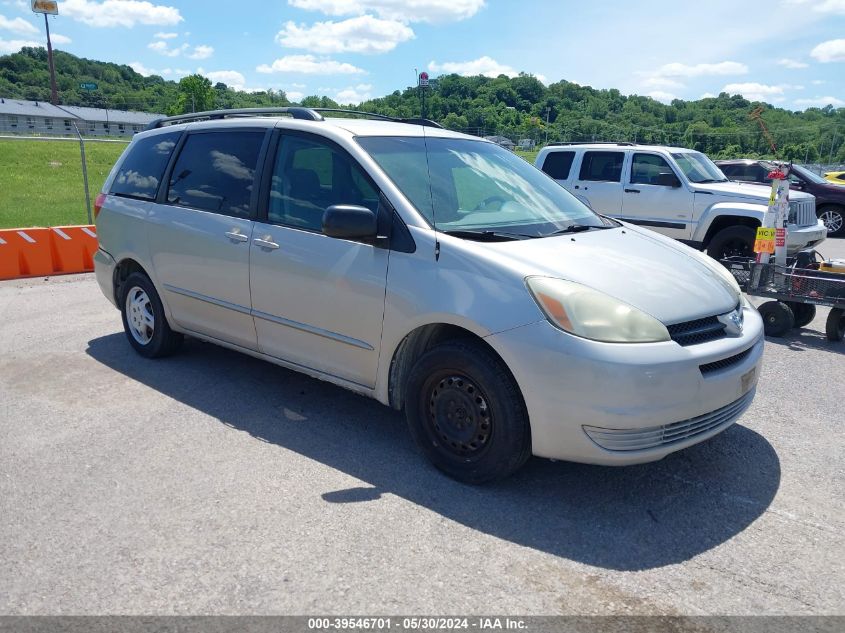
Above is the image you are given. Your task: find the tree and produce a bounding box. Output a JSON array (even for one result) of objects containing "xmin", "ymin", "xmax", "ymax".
[{"xmin": 170, "ymin": 74, "xmax": 215, "ymax": 115}]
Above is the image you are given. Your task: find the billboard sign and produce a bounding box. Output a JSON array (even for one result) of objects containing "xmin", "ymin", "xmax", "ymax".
[
  {"xmin": 31, "ymin": 0, "xmax": 59, "ymax": 15},
  {"xmin": 419, "ymin": 71, "xmax": 429, "ymax": 88}
]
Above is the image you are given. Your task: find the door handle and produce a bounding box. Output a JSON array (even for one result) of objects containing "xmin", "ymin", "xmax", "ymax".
[
  {"xmin": 225, "ymin": 230, "xmax": 249, "ymax": 243},
  {"xmin": 625, "ymin": 188, "xmax": 641, "ymax": 193},
  {"xmin": 253, "ymin": 237, "xmax": 280, "ymax": 250}
]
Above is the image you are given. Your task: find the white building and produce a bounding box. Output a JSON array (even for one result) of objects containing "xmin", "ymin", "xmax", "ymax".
[{"xmin": 0, "ymin": 98, "xmax": 162, "ymax": 136}]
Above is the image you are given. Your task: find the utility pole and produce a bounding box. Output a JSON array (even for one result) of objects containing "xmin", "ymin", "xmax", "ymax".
[{"xmin": 44, "ymin": 14, "xmax": 58, "ymax": 105}]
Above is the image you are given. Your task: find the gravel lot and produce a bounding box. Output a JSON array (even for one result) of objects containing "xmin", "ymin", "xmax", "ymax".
[{"xmin": 1, "ymin": 240, "xmax": 843, "ymax": 616}]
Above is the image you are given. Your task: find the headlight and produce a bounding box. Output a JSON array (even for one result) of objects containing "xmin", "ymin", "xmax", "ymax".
[{"xmin": 525, "ymin": 277, "xmax": 671, "ymax": 343}]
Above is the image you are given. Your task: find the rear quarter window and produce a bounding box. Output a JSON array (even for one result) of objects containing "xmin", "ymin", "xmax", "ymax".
[{"xmin": 110, "ymin": 131, "xmax": 181, "ymax": 200}]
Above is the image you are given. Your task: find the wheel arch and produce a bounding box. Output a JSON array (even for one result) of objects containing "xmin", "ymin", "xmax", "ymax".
[
  {"xmin": 701, "ymin": 214, "xmax": 761, "ymax": 245},
  {"xmin": 112, "ymin": 257, "xmax": 153, "ymax": 306}
]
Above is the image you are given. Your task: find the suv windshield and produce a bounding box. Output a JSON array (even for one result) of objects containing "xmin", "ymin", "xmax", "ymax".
[
  {"xmin": 357, "ymin": 136, "xmax": 606, "ymax": 237},
  {"xmin": 671, "ymin": 151, "xmax": 728, "ymax": 183},
  {"xmin": 790, "ymin": 164, "xmax": 828, "ymax": 185}
]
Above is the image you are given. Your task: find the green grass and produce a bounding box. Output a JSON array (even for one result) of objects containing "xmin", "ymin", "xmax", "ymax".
[
  {"xmin": 0, "ymin": 139, "xmax": 127, "ymax": 228},
  {"xmin": 515, "ymin": 149, "xmax": 539, "ymax": 164}
]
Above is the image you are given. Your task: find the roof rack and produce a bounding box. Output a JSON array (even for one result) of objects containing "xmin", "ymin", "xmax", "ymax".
[
  {"xmin": 146, "ymin": 106, "xmax": 443, "ymax": 130},
  {"xmin": 546, "ymin": 141, "xmax": 636, "ymax": 147}
]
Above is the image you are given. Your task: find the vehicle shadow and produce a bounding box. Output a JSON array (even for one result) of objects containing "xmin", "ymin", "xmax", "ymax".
[
  {"xmin": 765, "ymin": 326, "xmax": 842, "ymax": 353},
  {"xmin": 86, "ymin": 333, "xmax": 781, "ymax": 572}
]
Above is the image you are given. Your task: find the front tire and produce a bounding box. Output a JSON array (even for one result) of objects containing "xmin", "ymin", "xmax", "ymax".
[
  {"xmin": 707, "ymin": 225, "xmax": 757, "ymax": 261},
  {"xmin": 405, "ymin": 340, "xmax": 531, "ymax": 484},
  {"xmin": 818, "ymin": 206, "xmax": 845, "ymax": 238},
  {"xmin": 758, "ymin": 301, "xmax": 794, "ymax": 337},
  {"xmin": 120, "ymin": 272, "xmax": 183, "ymax": 358}
]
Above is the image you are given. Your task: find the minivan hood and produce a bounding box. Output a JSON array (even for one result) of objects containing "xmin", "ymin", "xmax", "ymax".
[
  {"xmin": 694, "ymin": 180, "xmax": 815, "ymax": 202},
  {"xmin": 480, "ymin": 226, "xmax": 738, "ymax": 324}
]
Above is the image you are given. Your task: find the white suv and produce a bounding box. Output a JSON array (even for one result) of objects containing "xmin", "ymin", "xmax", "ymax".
[
  {"xmin": 535, "ymin": 142, "xmax": 826, "ymax": 259},
  {"xmin": 94, "ymin": 108, "xmax": 764, "ymax": 483}
]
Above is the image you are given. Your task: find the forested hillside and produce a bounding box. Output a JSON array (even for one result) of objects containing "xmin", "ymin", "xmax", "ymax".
[{"xmin": 2, "ymin": 47, "xmax": 843, "ymax": 161}]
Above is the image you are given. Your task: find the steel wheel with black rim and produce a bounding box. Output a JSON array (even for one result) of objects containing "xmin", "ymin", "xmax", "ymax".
[
  {"xmin": 405, "ymin": 340, "xmax": 531, "ymax": 483},
  {"xmin": 119, "ymin": 272, "xmax": 183, "ymax": 358}
]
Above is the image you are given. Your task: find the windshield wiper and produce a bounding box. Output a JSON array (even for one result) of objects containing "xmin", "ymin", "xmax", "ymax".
[
  {"xmin": 696, "ymin": 178, "xmax": 729, "ymax": 183},
  {"xmin": 441, "ymin": 229, "xmax": 533, "ymax": 241},
  {"xmin": 544, "ymin": 224, "xmax": 609, "ymax": 236}
]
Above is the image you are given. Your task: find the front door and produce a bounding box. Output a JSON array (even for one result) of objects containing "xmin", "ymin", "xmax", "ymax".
[
  {"xmin": 621, "ymin": 152, "xmax": 692, "ymax": 239},
  {"xmin": 249, "ymin": 131, "xmax": 389, "ymax": 388}
]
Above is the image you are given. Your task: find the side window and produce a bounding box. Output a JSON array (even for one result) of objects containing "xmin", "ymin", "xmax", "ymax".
[
  {"xmin": 541, "ymin": 151, "xmax": 575, "ymax": 180},
  {"xmin": 110, "ymin": 131, "xmax": 181, "ymax": 201},
  {"xmin": 167, "ymin": 130, "xmax": 264, "ymax": 218},
  {"xmin": 579, "ymin": 151, "xmax": 624, "ymax": 182},
  {"xmin": 268, "ymin": 135, "xmax": 378, "ymax": 231},
  {"xmin": 630, "ymin": 153, "xmax": 675, "ymax": 185},
  {"xmin": 837, "ymin": 174, "xmax": 845, "ymax": 183}
]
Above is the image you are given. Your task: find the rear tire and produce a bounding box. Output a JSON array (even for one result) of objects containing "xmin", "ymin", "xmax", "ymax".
[
  {"xmin": 826, "ymin": 308, "xmax": 845, "ymax": 342},
  {"xmin": 707, "ymin": 225, "xmax": 757, "ymax": 262},
  {"xmin": 405, "ymin": 340, "xmax": 531, "ymax": 484},
  {"xmin": 120, "ymin": 272, "xmax": 183, "ymax": 358},
  {"xmin": 787, "ymin": 302, "xmax": 816, "ymax": 328},
  {"xmin": 758, "ymin": 300, "xmax": 794, "ymax": 337}
]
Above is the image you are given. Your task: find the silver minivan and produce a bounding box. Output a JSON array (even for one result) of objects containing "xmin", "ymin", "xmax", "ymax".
[{"xmin": 94, "ymin": 108, "xmax": 764, "ymax": 483}]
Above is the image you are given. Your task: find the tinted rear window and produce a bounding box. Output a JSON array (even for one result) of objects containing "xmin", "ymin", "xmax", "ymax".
[
  {"xmin": 541, "ymin": 151, "xmax": 574, "ymax": 180},
  {"xmin": 579, "ymin": 151, "xmax": 624, "ymax": 182},
  {"xmin": 110, "ymin": 131, "xmax": 180, "ymax": 200},
  {"xmin": 166, "ymin": 131, "xmax": 264, "ymax": 218}
]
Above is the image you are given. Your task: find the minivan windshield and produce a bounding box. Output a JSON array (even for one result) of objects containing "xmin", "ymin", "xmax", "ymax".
[
  {"xmin": 671, "ymin": 151, "xmax": 728, "ymax": 183},
  {"xmin": 357, "ymin": 136, "xmax": 607, "ymax": 238}
]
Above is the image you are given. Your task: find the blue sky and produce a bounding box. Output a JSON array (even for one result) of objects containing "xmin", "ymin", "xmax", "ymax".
[{"xmin": 1, "ymin": 0, "xmax": 844, "ymax": 110}]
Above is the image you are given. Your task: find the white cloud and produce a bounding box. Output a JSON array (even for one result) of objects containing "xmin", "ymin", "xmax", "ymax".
[
  {"xmin": 647, "ymin": 91, "xmax": 677, "ymax": 103},
  {"xmin": 812, "ymin": 79, "xmax": 826, "ymax": 85},
  {"xmin": 641, "ymin": 76, "xmax": 683, "ymax": 89},
  {"xmin": 51, "ymin": 33, "xmax": 72, "ymax": 44},
  {"xmin": 61, "ymin": 0, "xmax": 182, "ymax": 27},
  {"xmin": 277, "ymin": 16, "xmax": 414, "ymax": 54},
  {"xmin": 784, "ymin": 0, "xmax": 845, "ymax": 14},
  {"xmin": 287, "ymin": 90, "xmax": 304, "ymax": 102},
  {"xmin": 777, "ymin": 58, "xmax": 808, "ymax": 69},
  {"xmin": 0, "ymin": 14, "xmax": 37, "ymax": 35},
  {"xmin": 205, "ymin": 70, "xmax": 246, "ymax": 89},
  {"xmin": 148, "ymin": 39, "xmax": 187, "ymax": 56},
  {"xmin": 700, "ymin": 92, "xmax": 716, "ymax": 99},
  {"xmin": 428, "ymin": 56, "xmax": 517, "ymax": 78},
  {"xmin": 0, "ymin": 37, "xmax": 38, "ymax": 53},
  {"xmin": 287, "ymin": 0, "xmax": 484, "ymax": 23},
  {"xmin": 722, "ymin": 82, "xmax": 792, "ymax": 102},
  {"xmin": 334, "ymin": 82, "xmax": 373, "ymax": 103},
  {"xmin": 154, "ymin": 31, "xmax": 178, "ymax": 38},
  {"xmin": 188, "ymin": 44, "xmax": 213, "ymax": 59},
  {"xmin": 256, "ymin": 54, "xmax": 365, "ymax": 74},
  {"xmin": 810, "ymin": 38, "xmax": 845, "ymax": 62},
  {"xmin": 652, "ymin": 60, "xmax": 748, "ymax": 78},
  {"xmin": 794, "ymin": 95, "xmax": 845, "ymax": 107}
]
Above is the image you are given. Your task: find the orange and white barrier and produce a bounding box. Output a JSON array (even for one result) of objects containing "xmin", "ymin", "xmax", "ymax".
[{"xmin": 0, "ymin": 225, "xmax": 98, "ymax": 280}]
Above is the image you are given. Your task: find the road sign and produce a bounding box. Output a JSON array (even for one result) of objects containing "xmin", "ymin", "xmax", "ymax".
[
  {"xmin": 79, "ymin": 82, "xmax": 98, "ymax": 91},
  {"xmin": 419, "ymin": 71, "xmax": 429, "ymax": 88},
  {"xmin": 31, "ymin": 0, "xmax": 58, "ymax": 15}
]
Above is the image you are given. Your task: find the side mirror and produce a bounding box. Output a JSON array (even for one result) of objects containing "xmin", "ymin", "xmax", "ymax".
[
  {"xmin": 655, "ymin": 172, "xmax": 681, "ymax": 188},
  {"xmin": 322, "ymin": 205, "xmax": 378, "ymax": 239}
]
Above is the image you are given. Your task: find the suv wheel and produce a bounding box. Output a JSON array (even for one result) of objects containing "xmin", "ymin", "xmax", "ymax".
[
  {"xmin": 707, "ymin": 225, "xmax": 756, "ymax": 261},
  {"xmin": 120, "ymin": 272, "xmax": 183, "ymax": 358},
  {"xmin": 405, "ymin": 340, "xmax": 531, "ymax": 484},
  {"xmin": 818, "ymin": 205, "xmax": 845, "ymax": 237}
]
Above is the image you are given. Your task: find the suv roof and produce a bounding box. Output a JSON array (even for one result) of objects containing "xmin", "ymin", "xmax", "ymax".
[{"xmin": 542, "ymin": 142, "xmax": 695, "ymax": 153}]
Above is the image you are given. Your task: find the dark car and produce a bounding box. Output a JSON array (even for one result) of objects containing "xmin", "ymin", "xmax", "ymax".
[{"xmin": 716, "ymin": 159, "xmax": 845, "ymax": 237}]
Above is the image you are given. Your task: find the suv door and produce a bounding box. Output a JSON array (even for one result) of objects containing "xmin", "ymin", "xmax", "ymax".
[
  {"xmin": 570, "ymin": 150, "xmax": 625, "ymax": 215},
  {"xmin": 622, "ymin": 152, "xmax": 692, "ymax": 239},
  {"xmin": 249, "ymin": 131, "xmax": 389, "ymax": 388},
  {"xmin": 147, "ymin": 128, "xmax": 268, "ymax": 350}
]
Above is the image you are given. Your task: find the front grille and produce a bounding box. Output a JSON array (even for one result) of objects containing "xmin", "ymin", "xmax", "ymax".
[
  {"xmin": 699, "ymin": 346, "xmax": 753, "ymax": 374},
  {"xmin": 583, "ymin": 390, "xmax": 754, "ymax": 452},
  {"xmin": 789, "ymin": 199, "xmax": 816, "ymax": 227},
  {"xmin": 667, "ymin": 315, "xmax": 726, "ymax": 346}
]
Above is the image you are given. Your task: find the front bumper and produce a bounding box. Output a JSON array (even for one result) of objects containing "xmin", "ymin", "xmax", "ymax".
[
  {"xmin": 786, "ymin": 220, "xmax": 827, "ymax": 253},
  {"xmin": 486, "ymin": 305, "xmax": 764, "ymax": 465}
]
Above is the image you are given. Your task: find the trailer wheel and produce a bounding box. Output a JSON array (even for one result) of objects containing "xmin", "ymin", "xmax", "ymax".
[
  {"xmin": 825, "ymin": 308, "xmax": 845, "ymax": 342},
  {"xmin": 787, "ymin": 302, "xmax": 816, "ymax": 328},
  {"xmin": 758, "ymin": 301, "xmax": 794, "ymax": 337}
]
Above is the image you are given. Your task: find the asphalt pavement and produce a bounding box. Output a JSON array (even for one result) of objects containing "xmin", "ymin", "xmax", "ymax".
[{"xmin": 1, "ymin": 239, "xmax": 843, "ymax": 615}]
